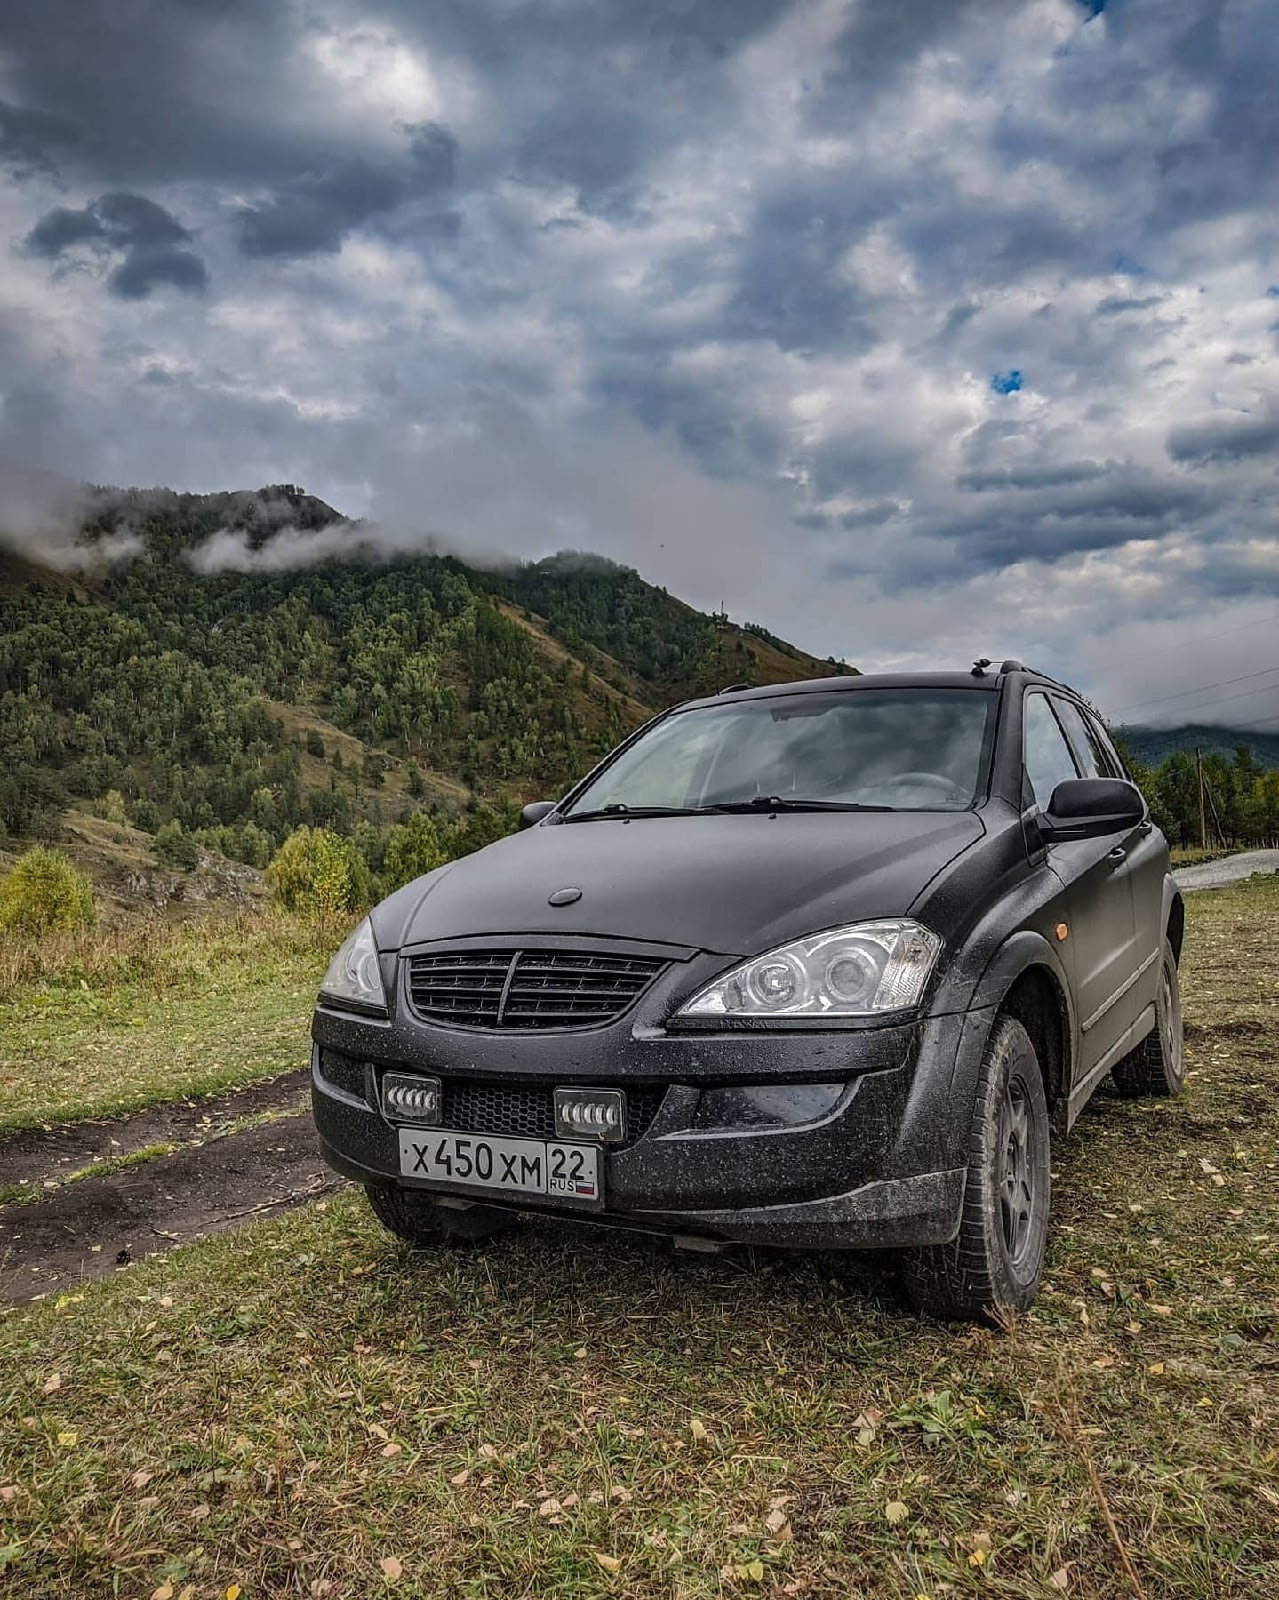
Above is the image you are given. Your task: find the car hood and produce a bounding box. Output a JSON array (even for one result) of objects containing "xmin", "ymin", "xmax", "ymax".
[{"xmin": 374, "ymin": 811, "xmax": 986, "ymax": 958}]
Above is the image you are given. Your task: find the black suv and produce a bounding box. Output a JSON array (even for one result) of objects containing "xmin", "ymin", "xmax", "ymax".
[{"xmin": 311, "ymin": 663, "xmax": 1184, "ymax": 1320}]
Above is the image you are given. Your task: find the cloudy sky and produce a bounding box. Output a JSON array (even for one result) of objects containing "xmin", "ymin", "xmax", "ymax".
[{"xmin": 1, "ymin": 0, "xmax": 1277, "ymax": 729}]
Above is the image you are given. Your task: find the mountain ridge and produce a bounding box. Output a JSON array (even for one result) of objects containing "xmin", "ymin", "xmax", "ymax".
[{"xmin": 0, "ymin": 485, "xmax": 853, "ymax": 872}]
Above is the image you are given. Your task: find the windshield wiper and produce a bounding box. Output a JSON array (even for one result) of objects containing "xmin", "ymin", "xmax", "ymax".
[
  {"xmin": 709, "ymin": 796, "xmax": 896, "ymax": 813},
  {"xmin": 562, "ymin": 803, "xmax": 721, "ymax": 823}
]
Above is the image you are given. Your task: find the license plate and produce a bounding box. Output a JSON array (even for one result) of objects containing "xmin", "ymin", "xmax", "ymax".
[{"xmin": 397, "ymin": 1129, "xmax": 601, "ymax": 1204}]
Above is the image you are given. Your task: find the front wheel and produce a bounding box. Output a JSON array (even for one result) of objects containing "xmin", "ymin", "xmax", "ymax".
[
  {"xmin": 364, "ymin": 1184, "xmax": 516, "ymax": 1246},
  {"xmin": 1112, "ymin": 938, "xmax": 1184, "ymax": 1097},
  {"xmin": 902, "ymin": 1015, "xmax": 1051, "ymax": 1323}
]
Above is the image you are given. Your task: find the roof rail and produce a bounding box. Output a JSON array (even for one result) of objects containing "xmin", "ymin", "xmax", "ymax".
[
  {"xmin": 999, "ymin": 658, "xmax": 1026, "ymax": 673},
  {"xmin": 717, "ymin": 682, "xmax": 750, "ymax": 694}
]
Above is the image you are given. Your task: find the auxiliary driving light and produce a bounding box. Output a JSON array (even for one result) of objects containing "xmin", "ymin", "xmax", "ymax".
[
  {"xmin": 553, "ymin": 1088, "xmax": 627, "ymax": 1144},
  {"xmin": 382, "ymin": 1072, "xmax": 442, "ymax": 1126}
]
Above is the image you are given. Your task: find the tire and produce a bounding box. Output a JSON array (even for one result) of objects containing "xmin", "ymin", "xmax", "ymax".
[
  {"xmin": 364, "ymin": 1184, "xmax": 516, "ymax": 1246},
  {"xmin": 1112, "ymin": 938, "xmax": 1184, "ymax": 1098},
  {"xmin": 902, "ymin": 1015, "xmax": 1051, "ymax": 1324}
]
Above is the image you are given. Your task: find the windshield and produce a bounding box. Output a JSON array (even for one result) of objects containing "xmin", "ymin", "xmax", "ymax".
[{"xmin": 566, "ymin": 688, "xmax": 993, "ymax": 816}]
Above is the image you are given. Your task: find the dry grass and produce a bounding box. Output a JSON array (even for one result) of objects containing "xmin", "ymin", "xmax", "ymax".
[
  {"xmin": 0, "ymin": 910, "xmax": 338, "ymax": 1130},
  {"xmin": 0, "ymin": 880, "xmax": 1276, "ymax": 1599}
]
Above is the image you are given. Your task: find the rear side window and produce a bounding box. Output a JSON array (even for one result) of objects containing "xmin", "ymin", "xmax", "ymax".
[
  {"xmin": 1023, "ymin": 693, "xmax": 1080, "ymax": 808},
  {"xmin": 1054, "ymin": 698, "xmax": 1124, "ymax": 780}
]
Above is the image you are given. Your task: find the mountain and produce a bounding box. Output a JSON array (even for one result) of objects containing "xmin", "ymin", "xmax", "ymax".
[
  {"xmin": 1118, "ymin": 723, "xmax": 1279, "ymax": 771},
  {"xmin": 0, "ymin": 485, "xmax": 851, "ymax": 875}
]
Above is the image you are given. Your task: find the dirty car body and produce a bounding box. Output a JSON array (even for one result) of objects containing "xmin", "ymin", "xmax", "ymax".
[{"xmin": 312, "ymin": 664, "xmax": 1184, "ymax": 1317}]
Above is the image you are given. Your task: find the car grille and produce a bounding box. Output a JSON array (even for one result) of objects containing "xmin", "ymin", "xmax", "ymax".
[
  {"xmin": 439, "ymin": 1079, "xmax": 667, "ymax": 1149},
  {"xmin": 405, "ymin": 948, "xmax": 666, "ymax": 1031}
]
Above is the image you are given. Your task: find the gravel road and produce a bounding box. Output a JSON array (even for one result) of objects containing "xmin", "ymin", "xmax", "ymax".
[{"xmin": 1172, "ymin": 849, "xmax": 1279, "ymax": 891}]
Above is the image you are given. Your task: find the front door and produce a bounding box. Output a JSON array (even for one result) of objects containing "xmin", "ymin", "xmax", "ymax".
[{"xmin": 1022, "ymin": 691, "xmax": 1136, "ymax": 1077}]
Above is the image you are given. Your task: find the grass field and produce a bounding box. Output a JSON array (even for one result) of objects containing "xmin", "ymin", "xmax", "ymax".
[
  {"xmin": 0, "ymin": 912, "xmax": 334, "ymax": 1131},
  {"xmin": 0, "ymin": 879, "xmax": 1276, "ymax": 1598}
]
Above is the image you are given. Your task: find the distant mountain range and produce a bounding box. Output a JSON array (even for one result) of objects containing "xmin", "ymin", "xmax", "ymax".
[{"xmin": 1117, "ymin": 723, "xmax": 1279, "ymax": 770}]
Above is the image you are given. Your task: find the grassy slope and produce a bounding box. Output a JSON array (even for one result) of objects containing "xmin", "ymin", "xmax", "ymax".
[
  {"xmin": 0, "ymin": 914, "xmax": 332, "ymax": 1130},
  {"xmin": 0, "ymin": 878, "xmax": 1276, "ymax": 1597}
]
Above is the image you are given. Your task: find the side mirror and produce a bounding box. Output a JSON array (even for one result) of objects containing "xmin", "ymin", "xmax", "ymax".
[
  {"xmin": 519, "ymin": 800, "xmax": 557, "ymax": 830},
  {"xmin": 1039, "ymin": 778, "xmax": 1144, "ymax": 843}
]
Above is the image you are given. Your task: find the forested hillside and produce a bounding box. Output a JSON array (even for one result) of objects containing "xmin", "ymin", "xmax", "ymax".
[{"xmin": 0, "ymin": 485, "xmax": 850, "ymax": 883}]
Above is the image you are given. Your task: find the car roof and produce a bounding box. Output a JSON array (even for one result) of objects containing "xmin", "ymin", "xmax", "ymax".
[{"xmin": 679, "ymin": 666, "xmax": 1080, "ymax": 712}]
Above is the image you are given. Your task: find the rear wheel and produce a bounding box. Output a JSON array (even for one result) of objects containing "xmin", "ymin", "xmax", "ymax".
[
  {"xmin": 902, "ymin": 1015, "xmax": 1051, "ymax": 1323},
  {"xmin": 364, "ymin": 1184, "xmax": 516, "ymax": 1246},
  {"xmin": 1112, "ymin": 938, "xmax": 1184, "ymax": 1097}
]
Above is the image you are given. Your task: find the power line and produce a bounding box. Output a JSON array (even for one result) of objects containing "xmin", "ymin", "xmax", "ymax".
[{"xmin": 1113, "ymin": 662, "xmax": 1279, "ymax": 715}]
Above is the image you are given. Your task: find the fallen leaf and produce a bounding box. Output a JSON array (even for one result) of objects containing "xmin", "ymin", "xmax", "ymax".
[
  {"xmin": 1147, "ymin": 1363, "xmax": 1165, "ymax": 1376},
  {"xmin": 152, "ymin": 1585, "xmax": 175, "ymax": 1600},
  {"xmin": 538, "ymin": 1497, "xmax": 562, "ymax": 1518},
  {"xmin": 734, "ymin": 1559, "xmax": 766, "ymax": 1581},
  {"xmin": 450, "ymin": 1469, "xmax": 470, "ymax": 1486},
  {"xmin": 885, "ymin": 1499, "xmax": 909, "ymax": 1525},
  {"xmin": 379, "ymin": 1555, "xmax": 403, "ymax": 1583},
  {"xmin": 968, "ymin": 1548, "xmax": 987, "ymax": 1568},
  {"xmin": 970, "ymin": 1531, "xmax": 992, "ymax": 1552},
  {"xmin": 368, "ymin": 1423, "xmax": 390, "ymax": 1442},
  {"xmin": 1049, "ymin": 1569, "xmax": 1071, "ymax": 1591},
  {"xmin": 42, "ymin": 1373, "xmax": 62, "ymax": 1394},
  {"xmin": 0, "ymin": 1486, "xmax": 18, "ymax": 1502},
  {"xmin": 225, "ymin": 1588, "xmax": 242, "ymax": 1600},
  {"xmin": 594, "ymin": 1553, "xmax": 623, "ymax": 1574},
  {"xmin": 561, "ymin": 1491, "xmax": 580, "ymax": 1509},
  {"xmin": 764, "ymin": 1508, "xmax": 789, "ymax": 1535},
  {"xmin": 131, "ymin": 1469, "xmax": 153, "ymax": 1489},
  {"xmin": 478, "ymin": 1443, "xmax": 499, "ymax": 1460},
  {"xmin": 381, "ymin": 1442, "xmax": 402, "ymax": 1458},
  {"xmin": 57, "ymin": 1431, "xmax": 78, "ymax": 1448},
  {"xmin": 689, "ymin": 1418, "xmax": 709, "ymax": 1443}
]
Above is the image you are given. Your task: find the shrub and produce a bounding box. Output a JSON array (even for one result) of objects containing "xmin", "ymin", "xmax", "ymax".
[
  {"xmin": 266, "ymin": 826, "xmax": 369, "ymax": 915},
  {"xmin": 103, "ymin": 789, "xmax": 129, "ymax": 825},
  {"xmin": 155, "ymin": 819, "xmax": 199, "ymax": 870},
  {"xmin": 305, "ymin": 729, "xmax": 326, "ymax": 758},
  {"xmin": 0, "ymin": 847, "xmax": 95, "ymax": 933}
]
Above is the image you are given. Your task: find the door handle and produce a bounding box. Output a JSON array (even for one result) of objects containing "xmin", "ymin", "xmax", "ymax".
[
  {"xmin": 1138, "ymin": 819, "xmax": 1153, "ymax": 835},
  {"xmin": 1107, "ymin": 846, "xmax": 1127, "ymax": 866}
]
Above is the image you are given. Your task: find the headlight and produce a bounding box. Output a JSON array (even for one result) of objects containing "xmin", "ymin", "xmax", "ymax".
[
  {"xmin": 318, "ymin": 917, "xmax": 387, "ymax": 1014},
  {"xmin": 675, "ymin": 920, "xmax": 942, "ymax": 1020}
]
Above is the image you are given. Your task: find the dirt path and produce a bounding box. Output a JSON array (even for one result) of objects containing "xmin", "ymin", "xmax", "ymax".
[
  {"xmin": 0, "ymin": 1068, "xmax": 310, "ymax": 1191},
  {"xmin": 0, "ymin": 1110, "xmax": 343, "ymax": 1302},
  {"xmin": 1173, "ymin": 848, "xmax": 1279, "ymax": 892}
]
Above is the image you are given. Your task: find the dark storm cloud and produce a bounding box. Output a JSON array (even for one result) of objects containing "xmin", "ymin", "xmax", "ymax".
[
  {"xmin": 108, "ymin": 247, "xmax": 209, "ymax": 300},
  {"xmin": 1167, "ymin": 411, "xmax": 1279, "ymax": 465},
  {"xmin": 237, "ymin": 123, "xmax": 458, "ymax": 258},
  {"xmin": 24, "ymin": 191, "xmax": 207, "ymax": 297},
  {"xmin": 0, "ymin": 99, "xmax": 69, "ymax": 178}
]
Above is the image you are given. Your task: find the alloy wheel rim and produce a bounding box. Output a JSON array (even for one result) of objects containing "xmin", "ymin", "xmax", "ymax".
[
  {"xmin": 1160, "ymin": 961, "xmax": 1183, "ymax": 1082},
  {"xmin": 998, "ymin": 1075, "xmax": 1037, "ymax": 1268}
]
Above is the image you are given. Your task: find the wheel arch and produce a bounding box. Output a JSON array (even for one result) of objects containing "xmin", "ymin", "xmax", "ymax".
[
  {"xmin": 967, "ymin": 930, "xmax": 1076, "ymax": 1115},
  {"xmin": 1165, "ymin": 888, "xmax": 1186, "ymax": 965}
]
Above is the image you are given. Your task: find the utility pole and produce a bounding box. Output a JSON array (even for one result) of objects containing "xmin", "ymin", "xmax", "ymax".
[{"xmin": 1195, "ymin": 746, "xmax": 1207, "ymax": 849}]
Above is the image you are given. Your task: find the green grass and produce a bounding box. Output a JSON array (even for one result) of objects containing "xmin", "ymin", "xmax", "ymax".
[
  {"xmin": 0, "ymin": 881, "xmax": 1277, "ymax": 1598},
  {"xmin": 0, "ymin": 912, "xmax": 334, "ymax": 1131}
]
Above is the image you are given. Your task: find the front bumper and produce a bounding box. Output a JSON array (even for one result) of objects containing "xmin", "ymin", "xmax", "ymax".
[{"xmin": 311, "ymin": 1000, "xmax": 994, "ymax": 1251}]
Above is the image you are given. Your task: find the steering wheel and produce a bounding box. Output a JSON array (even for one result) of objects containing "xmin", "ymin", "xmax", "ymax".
[{"xmin": 892, "ymin": 771, "xmax": 961, "ymax": 794}]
